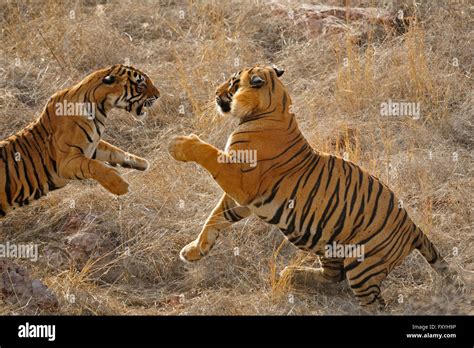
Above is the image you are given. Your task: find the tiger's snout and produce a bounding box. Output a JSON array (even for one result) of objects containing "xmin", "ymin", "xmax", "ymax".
[{"xmin": 216, "ymin": 95, "xmax": 231, "ymax": 113}]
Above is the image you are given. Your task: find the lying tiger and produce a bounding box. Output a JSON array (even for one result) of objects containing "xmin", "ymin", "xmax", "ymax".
[
  {"xmin": 169, "ymin": 65, "xmax": 460, "ymax": 307},
  {"xmin": 0, "ymin": 64, "xmax": 159, "ymax": 217}
]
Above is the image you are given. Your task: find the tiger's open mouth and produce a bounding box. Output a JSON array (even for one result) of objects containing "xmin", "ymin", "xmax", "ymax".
[{"xmin": 134, "ymin": 96, "xmax": 159, "ymax": 118}]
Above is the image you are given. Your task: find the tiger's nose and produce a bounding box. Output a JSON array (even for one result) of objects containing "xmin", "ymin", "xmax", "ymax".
[{"xmin": 216, "ymin": 96, "xmax": 224, "ymax": 107}]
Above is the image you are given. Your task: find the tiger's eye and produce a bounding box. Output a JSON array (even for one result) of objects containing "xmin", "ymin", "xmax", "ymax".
[{"xmin": 102, "ymin": 75, "xmax": 115, "ymax": 84}]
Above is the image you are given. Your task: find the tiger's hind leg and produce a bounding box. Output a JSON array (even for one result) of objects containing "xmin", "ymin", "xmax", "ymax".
[
  {"xmin": 280, "ymin": 257, "xmax": 345, "ymax": 288},
  {"xmin": 344, "ymin": 258, "xmax": 387, "ymax": 309},
  {"xmin": 180, "ymin": 193, "xmax": 251, "ymax": 262},
  {"xmin": 94, "ymin": 140, "xmax": 149, "ymax": 171}
]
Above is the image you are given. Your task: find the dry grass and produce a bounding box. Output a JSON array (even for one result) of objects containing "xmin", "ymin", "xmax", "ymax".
[{"xmin": 0, "ymin": 0, "xmax": 472, "ymax": 315}]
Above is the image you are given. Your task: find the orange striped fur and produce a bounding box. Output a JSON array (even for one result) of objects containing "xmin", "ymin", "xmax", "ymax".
[
  {"xmin": 0, "ymin": 64, "xmax": 159, "ymax": 217},
  {"xmin": 169, "ymin": 65, "xmax": 459, "ymax": 307}
]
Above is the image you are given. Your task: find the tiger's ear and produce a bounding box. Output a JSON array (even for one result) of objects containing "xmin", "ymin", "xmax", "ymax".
[
  {"xmin": 273, "ymin": 67, "xmax": 284, "ymax": 77},
  {"xmin": 102, "ymin": 75, "xmax": 115, "ymax": 85},
  {"xmin": 250, "ymin": 75, "xmax": 265, "ymax": 88}
]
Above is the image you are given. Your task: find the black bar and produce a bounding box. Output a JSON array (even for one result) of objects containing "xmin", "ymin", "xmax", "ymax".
[{"xmin": 0, "ymin": 315, "xmax": 471, "ymax": 346}]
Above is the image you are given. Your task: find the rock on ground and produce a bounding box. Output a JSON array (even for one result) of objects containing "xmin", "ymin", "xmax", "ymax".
[{"xmin": 0, "ymin": 259, "xmax": 58, "ymax": 311}]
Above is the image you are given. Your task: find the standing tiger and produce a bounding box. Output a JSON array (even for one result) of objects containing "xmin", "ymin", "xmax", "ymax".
[
  {"xmin": 0, "ymin": 64, "xmax": 160, "ymax": 218},
  {"xmin": 169, "ymin": 65, "xmax": 460, "ymax": 307}
]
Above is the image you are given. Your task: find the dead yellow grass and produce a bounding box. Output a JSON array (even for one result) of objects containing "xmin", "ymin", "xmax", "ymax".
[{"xmin": 0, "ymin": 0, "xmax": 472, "ymax": 315}]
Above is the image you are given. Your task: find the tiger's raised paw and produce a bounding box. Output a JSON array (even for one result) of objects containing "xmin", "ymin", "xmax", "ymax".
[
  {"xmin": 168, "ymin": 134, "xmax": 202, "ymax": 162},
  {"xmin": 101, "ymin": 170, "xmax": 130, "ymax": 195}
]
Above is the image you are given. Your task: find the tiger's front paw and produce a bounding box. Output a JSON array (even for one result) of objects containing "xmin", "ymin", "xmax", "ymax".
[
  {"xmin": 168, "ymin": 134, "xmax": 202, "ymax": 162},
  {"xmin": 179, "ymin": 240, "xmax": 208, "ymax": 262},
  {"xmin": 101, "ymin": 169, "xmax": 130, "ymax": 195}
]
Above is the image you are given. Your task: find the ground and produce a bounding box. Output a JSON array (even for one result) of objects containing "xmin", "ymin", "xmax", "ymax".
[{"xmin": 0, "ymin": 0, "xmax": 472, "ymax": 315}]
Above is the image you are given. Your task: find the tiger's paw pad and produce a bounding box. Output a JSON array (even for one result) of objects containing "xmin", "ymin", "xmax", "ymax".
[
  {"xmin": 168, "ymin": 134, "xmax": 201, "ymax": 162},
  {"xmin": 179, "ymin": 241, "xmax": 207, "ymax": 263}
]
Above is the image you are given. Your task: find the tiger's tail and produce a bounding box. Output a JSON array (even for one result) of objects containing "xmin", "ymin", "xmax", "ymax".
[{"xmin": 413, "ymin": 226, "xmax": 463, "ymax": 289}]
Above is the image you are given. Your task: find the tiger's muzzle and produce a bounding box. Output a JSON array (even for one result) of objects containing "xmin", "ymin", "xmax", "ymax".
[
  {"xmin": 216, "ymin": 95, "xmax": 231, "ymax": 113},
  {"xmin": 133, "ymin": 95, "xmax": 159, "ymax": 118}
]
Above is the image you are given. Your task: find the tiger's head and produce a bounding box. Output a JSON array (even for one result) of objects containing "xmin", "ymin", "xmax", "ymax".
[
  {"xmin": 215, "ymin": 65, "xmax": 286, "ymax": 120},
  {"xmin": 86, "ymin": 64, "xmax": 160, "ymax": 118}
]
